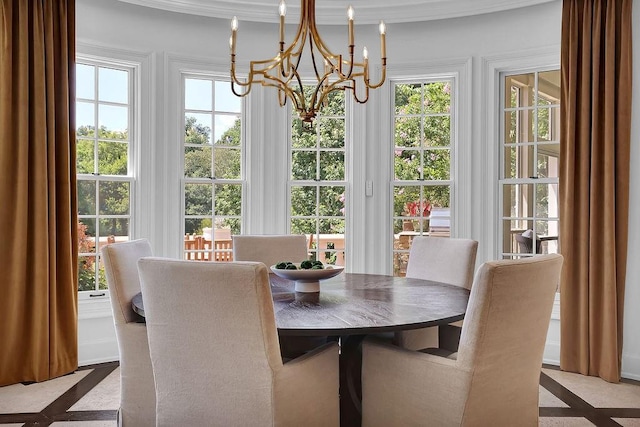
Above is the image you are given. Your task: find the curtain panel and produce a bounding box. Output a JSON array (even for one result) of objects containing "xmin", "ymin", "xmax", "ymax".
[
  {"xmin": 559, "ymin": 0, "xmax": 632, "ymax": 382},
  {"xmin": 0, "ymin": 0, "xmax": 78, "ymax": 386}
]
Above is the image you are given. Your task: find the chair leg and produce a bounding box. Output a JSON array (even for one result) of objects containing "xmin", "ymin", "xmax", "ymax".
[{"xmin": 439, "ymin": 324, "xmax": 462, "ymax": 353}]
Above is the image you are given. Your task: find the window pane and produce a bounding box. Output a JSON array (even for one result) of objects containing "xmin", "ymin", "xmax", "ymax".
[
  {"xmin": 318, "ymin": 186, "xmax": 345, "ymax": 216},
  {"xmin": 291, "ymin": 151, "xmax": 317, "ymax": 180},
  {"xmin": 291, "ymin": 218, "xmax": 316, "ymax": 235},
  {"xmin": 76, "ymin": 139, "xmax": 95, "ymax": 174},
  {"xmin": 395, "ymin": 83, "xmax": 421, "ymax": 115},
  {"xmin": 76, "ymin": 64, "xmax": 95, "ymax": 100},
  {"xmin": 78, "ymin": 256, "xmax": 97, "ymax": 292},
  {"xmin": 214, "ymin": 183, "xmax": 242, "ymax": 216},
  {"xmin": 100, "ymin": 218, "xmax": 129, "ymax": 240},
  {"xmin": 184, "ymin": 146, "xmax": 212, "ymax": 179},
  {"xmin": 78, "ymin": 181, "xmax": 96, "ymax": 215},
  {"xmin": 422, "ymin": 149, "xmax": 450, "ymax": 180},
  {"xmin": 424, "ymin": 82, "xmax": 451, "ymax": 114},
  {"xmin": 185, "ymin": 78, "xmax": 212, "ymax": 110},
  {"xmin": 98, "ymin": 141, "xmax": 128, "ymax": 175},
  {"xmin": 214, "ymin": 80, "xmax": 240, "ymax": 113},
  {"xmin": 185, "ymin": 114, "xmax": 212, "ymax": 145},
  {"xmin": 98, "ymin": 105, "xmax": 128, "ymax": 139},
  {"xmin": 99, "ymin": 181, "xmax": 130, "ymax": 215},
  {"xmin": 504, "ymin": 111, "xmax": 518, "ymax": 144},
  {"xmin": 536, "ymin": 183, "xmax": 559, "ymax": 219},
  {"xmin": 292, "ymin": 119, "xmax": 317, "ymax": 149},
  {"xmin": 185, "ymin": 218, "xmax": 207, "ymax": 235},
  {"xmin": 319, "ymin": 151, "xmax": 344, "ymax": 180},
  {"xmin": 423, "ymin": 116, "xmax": 451, "ymax": 147},
  {"xmin": 318, "ymin": 118, "xmax": 345, "ymax": 148},
  {"xmin": 537, "ymin": 144, "xmax": 559, "ymax": 178},
  {"xmin": 291, "ymin": 186, "xmax": 317, "ymax": 217},
  {"xmin": 76, "ymin": 102, "xmax": 95, "ymax": 136},
  {"xmin": 320, "ymin": 91, "xmax": 345, "ymax": 116},
  {"xmin": 98, "ymin": 67, "xmax": 128, "ymax": 104},
  {"xmin": 214, "ymin": 147, "xmax": 241, "ymax": 179},
  {"xmin": 78, "ymin": 219, "xmax": 96, "ymax": 252},
  {"xmin": 185, "ymin": 183, "xmax": 212, "ymax": 215},
  {"xmin": 505, "ymin": 73, "xmax": 535, "ymax": 107},
  {"xmin": 394, "ymin": 150, "xmax": 421, "ymax": 181},
  {"xmin": 395, "ymin": 117, "xmax": 420, "ymax": 147},
  {"xmin": 214, "ymin": 114, "xmax": 240, "ymax": 144},
  {"xmin": 394, "ymin": 185, "xmax": 421, "ymax": 217}
]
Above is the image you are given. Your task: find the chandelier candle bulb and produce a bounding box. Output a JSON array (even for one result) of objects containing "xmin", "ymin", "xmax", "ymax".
[
  {"xmin": 279, "ymin": 0, "xmax": 286, "ymax": 45},
  {"xmin": 379, "ymin": 21, "xmax": 386, "ymax": 59},
  {"xmin": 348, "ymin": 6, "xmax": 354, "ymax": 46},
  {"xmin": 230, "ymin": 16, "xmax": 238, "ymax": 54}
]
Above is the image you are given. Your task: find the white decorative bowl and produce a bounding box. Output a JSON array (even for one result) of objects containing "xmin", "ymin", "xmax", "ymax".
[{"xmin": 270, "ymin": 264, "xmax": 345, "ymax": 293}]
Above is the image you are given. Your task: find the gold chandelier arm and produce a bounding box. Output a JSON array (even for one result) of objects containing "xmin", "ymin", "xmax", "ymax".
[{"xmin": 366, "ymin": 59, "xmax": 387, "ymax": 89}]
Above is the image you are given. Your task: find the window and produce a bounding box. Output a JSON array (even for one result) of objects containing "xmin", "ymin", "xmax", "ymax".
[
  {"xmin": 76, "ymin": 61, "xmax": 134, "ymax": 292},
  {"xmin": 500, "ymin": 70, "xmax": 560, "ymax": 258},
  {"xmin": 182, "ymin": 77, "xmax": 242, "ymax": 261},
  {"xmin": 392, "ymin": 80, "xmax": 454, "ymax": 276},
  {"xmin": 289, "ymin": 89, "xmax": 347, "ymax": 266}
]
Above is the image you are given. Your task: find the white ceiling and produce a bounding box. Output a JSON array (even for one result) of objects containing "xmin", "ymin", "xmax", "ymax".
[{"xmin": 116, "ymin": 0, "xmax": 557, "ymax": 25}]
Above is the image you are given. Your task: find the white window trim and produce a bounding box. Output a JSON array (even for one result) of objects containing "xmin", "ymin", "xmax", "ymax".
[
  {"xmin": 480, "ymin": 46, "xmax": 560, "ymax": 264},
  {"xmin": 76, "ymin": 44, "xmax": 153, "ymax": 305}
]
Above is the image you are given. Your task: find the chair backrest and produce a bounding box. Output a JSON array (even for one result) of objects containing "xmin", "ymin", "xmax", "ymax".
[
  {"xmin": 101, "ymin": 238, "xmax": 153, "ymax": 324},
  {"xmin": 232, "ymin": 234, "xmax": 308, "ymax": 267},
  {"xmin": 405, "ymin": 237, "xmax": 478, "ymax": 290},
  {"xmin": 138, "ymin": 258, "xmax": 284, "ymax": 425},
  {"xmin": 515, "ymin": 233, "xmax": 542, "ymax": 254},
  {"xmin": 456, "ymin": 254, "xmax": 563, "ymax": 425},
  {"xmin": 101, "ymin": 238, "xmax": 156, "ymax": 427}
]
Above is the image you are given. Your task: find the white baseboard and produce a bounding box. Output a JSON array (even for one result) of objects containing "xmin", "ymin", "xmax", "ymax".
[
  {"xmin": 622, "ymin": 353, "xmax": 640, "ymax": 381},
  {"xmin": 78, "ymin": 336, "xmax": 119, "ymax": 367}
]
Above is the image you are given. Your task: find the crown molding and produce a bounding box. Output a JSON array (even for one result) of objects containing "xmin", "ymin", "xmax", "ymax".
[{"xmin": 116, "ymin": 0, "xmax": 557, "ymax": 25}]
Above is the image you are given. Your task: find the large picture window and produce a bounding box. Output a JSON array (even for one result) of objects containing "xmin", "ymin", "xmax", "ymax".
[
  {"xmin": 76, "ymin": 61, "xmax": 134, "ymax": 292},
  {"xmin": 182, "ymin": 77, "xmax": 243, "ymax": 261},
  {"xmin": 392, "ymin": 80, "xmax": 454, "ymax": 276},
  {"xmin": 500, "ymin": 70, "xmax": 560, "ymax": 258},
  {"xmin": 289, "ymin": 89, "xmax": 347, "ymax": 266}
]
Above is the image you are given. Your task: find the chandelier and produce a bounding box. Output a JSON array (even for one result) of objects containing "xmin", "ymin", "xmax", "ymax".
[{"xmin": 229, "ymin": 0, "xmax": 387, "ymax": 123}]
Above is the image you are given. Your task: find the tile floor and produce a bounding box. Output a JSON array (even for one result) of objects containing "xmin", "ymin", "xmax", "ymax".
[{"xmin": 0, "ymin": 363, "xmax": 638, "ymax": 426}]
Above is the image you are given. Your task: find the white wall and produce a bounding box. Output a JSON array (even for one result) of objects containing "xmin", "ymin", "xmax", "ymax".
[{"xmin": 75, "ymin": 0, "xmax": 640, "ymax": 380}]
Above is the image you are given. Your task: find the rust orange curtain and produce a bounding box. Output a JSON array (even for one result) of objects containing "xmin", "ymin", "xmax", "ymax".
[
  {"xmin": 0, "ymin": 0, "xmax": 78, "ymax": 386},
  {"xmin": 559, "ymin": 0, "xmax": 632, "ymax": 383}
]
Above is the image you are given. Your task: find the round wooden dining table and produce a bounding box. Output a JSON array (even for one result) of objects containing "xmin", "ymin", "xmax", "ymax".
[{"xmin": 132, "ymin": 272, "xmax": 469, "ymax": 427}]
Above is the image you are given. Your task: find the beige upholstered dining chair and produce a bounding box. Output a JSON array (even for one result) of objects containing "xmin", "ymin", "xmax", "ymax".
[
  {"xmin": 101, "ymin": 239, "xmax": 155, "ymax": 427},
  {"xmin": 138, "ymin": 258, "xmax": 340, "ymax": 427},
  {"xmin": 232, "ymin": 234, "xmax": 324, "ymax": 357},
  {"xmin": 362, "ymin": 254, "xmax": 563, "ymax": 427},
  {"xmin": 395, "ymin": 237, "xmax": 478, "ymax": 351},
  {"xmin": 232, "ymin": 234, "xmax": 309, "ymax": 267}
]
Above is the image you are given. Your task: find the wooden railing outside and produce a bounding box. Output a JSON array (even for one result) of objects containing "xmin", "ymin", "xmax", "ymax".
[{"xmin": 184, "ymin": 234, "xmax": 233, "ymax": 262}]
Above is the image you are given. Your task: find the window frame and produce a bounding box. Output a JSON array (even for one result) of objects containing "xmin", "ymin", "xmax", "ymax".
[
  {"xmin": 287, "ymin": 90, "xmax": 350, "ymax": 266},
  {"xmin": 390, "ymin": 77, "xmax": 457, "ymax": 276},
  {"xmin": 498, "ymin": 68, "xmax": 560, "ymax": 258},
  {"xmin": 180, "ymin": 73, "xmax": 246, "ymax": 262},
  {"xmin": 76, "ymin": 57, "xmax": 137, "ymax": 297}
]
